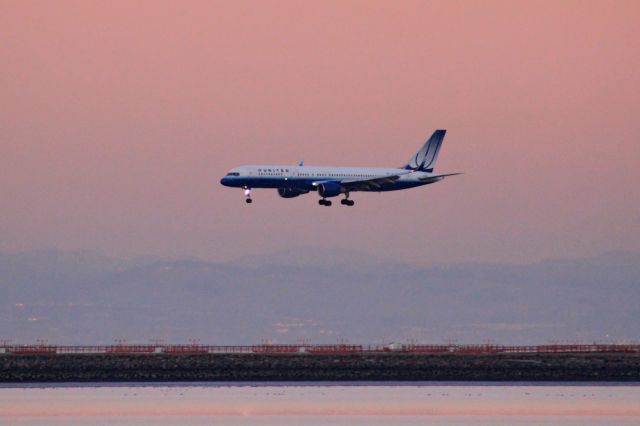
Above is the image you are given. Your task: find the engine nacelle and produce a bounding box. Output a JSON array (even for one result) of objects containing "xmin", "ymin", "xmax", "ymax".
[
  {"xmin": 317, "ymin": 181, "xmax": 342, "ymax": 198},
  {"xmin": 277, "ymin": 188, "xmax": 309, "ymax": 198}
]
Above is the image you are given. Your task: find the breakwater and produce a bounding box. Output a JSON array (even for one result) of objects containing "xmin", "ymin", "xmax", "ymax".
[{"xmin": 2, "ymin": 352, "xmax": 639, "ymax": 382}]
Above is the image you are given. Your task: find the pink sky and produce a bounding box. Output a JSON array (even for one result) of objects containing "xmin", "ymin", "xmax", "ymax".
[{"xmin": 1, "ymin": 1, "xmax": 639, "ymax": 265}]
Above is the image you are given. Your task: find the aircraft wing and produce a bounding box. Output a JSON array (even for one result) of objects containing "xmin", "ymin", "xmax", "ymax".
[{"xmin": 338, "ymin": 171, "xmax": 414, "ymax": 191}]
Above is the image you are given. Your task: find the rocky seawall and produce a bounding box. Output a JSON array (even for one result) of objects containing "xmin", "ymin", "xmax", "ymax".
[{"xmin": 2, "ymin": 352, "xmax": 640, "ymax": 382}]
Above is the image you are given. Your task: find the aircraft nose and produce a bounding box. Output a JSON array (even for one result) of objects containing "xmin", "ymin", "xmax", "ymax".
[{"xmin": 220, "ymin": 177, "xmax": 230, "ymax": 186}]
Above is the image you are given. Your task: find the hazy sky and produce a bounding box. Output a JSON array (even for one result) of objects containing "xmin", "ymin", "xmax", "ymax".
[{"xmin": 1, "ymin": 0, "xmax": 639, "ymax": 265}]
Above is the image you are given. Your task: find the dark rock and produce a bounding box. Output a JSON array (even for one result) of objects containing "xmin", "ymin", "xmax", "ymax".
[{"xmin": 1, "ymin": 353, "xmax": 640, "ymax": 382}]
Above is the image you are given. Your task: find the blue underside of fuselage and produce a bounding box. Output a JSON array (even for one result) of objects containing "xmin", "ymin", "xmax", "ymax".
[{"xmin": 220, "ymin": 177, "xmax": 425, "ymax": 192}]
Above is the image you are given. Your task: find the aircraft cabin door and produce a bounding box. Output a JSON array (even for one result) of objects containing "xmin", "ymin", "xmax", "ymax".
[{"xmin": 283, "ymin": 167, "xmax": 293, "ymax": 184}]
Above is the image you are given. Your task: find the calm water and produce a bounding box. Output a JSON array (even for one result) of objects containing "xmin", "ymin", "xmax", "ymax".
[{"xmin": 1, "ymin": 383, "xmax": 639, "ymax": 425}]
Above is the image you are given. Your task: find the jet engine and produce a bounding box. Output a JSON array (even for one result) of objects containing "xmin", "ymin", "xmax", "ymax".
[
  {"xmin": 277, "ymin": 188, "xmax": 309, "ymax": 198},
  {"xmin": 317, "ymin": 182, "xmax": 342, "ymax": 198}
]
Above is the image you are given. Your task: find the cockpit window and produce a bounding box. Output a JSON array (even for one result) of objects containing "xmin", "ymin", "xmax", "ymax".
[{"xmin": 226, "ymin": 172, "xmax": 240, "ymax": 176}]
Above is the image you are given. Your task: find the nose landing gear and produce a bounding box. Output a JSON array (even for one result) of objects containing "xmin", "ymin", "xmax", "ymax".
[{"xmin": 243, "ymin": 187, "xmax": 252, "ymax": 204}]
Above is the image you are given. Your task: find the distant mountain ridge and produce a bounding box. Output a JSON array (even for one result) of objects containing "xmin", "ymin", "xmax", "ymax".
[{"xmin": 1, "ymin": 248, "xmax": 638, "ymax": 345}]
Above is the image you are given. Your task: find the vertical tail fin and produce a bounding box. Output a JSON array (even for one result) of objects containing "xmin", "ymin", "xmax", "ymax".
[{"xmin": 404, "ymin": 129, "xmax": 446, "ymax": 172}]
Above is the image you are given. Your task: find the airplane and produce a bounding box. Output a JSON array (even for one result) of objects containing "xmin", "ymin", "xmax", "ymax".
[{"xmin": 220, "ymin": 129, "xmax": 460, "ymax": 206}]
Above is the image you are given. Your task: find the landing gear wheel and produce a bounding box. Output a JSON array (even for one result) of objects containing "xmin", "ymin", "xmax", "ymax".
[
  {"xmin": 341, "ymin": 199, "xmax": 355, "ymax": 206},
  {"xmin": 319, "ymin": 199, "xmax": 331, "ymax": 206},
  {"xmin": 243, "ymin": 187, "xmax": 253, "ymax": 204}
]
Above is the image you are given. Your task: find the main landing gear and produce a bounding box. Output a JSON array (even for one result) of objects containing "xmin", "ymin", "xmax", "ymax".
[
  {"xmin": 244, "ymin": 187, "xmax": 252, "ymax": 204},
  {"xmin": 341, "ymin": 193, "xmax": 355, "ymax": 206},
  {"xmin": 318, "ymin": 195, "xmax": 355, "ymax": 207}
]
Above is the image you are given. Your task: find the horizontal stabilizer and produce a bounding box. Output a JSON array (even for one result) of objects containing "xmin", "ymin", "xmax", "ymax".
[{"xmin": 418, "ymin": 172, "xmax": 463, "ymax": 183}]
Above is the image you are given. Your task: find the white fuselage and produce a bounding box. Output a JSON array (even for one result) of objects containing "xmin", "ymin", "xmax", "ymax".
[{"xmin": 220, "ymin": 165, "xmax": 435, "ymax": 192}]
